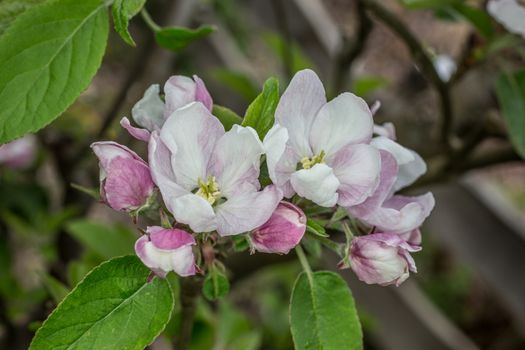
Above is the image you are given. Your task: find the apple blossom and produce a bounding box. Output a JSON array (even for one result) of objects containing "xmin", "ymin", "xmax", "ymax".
[
  {"xmin": 264, "ymin": 69, "xmax": 381, "ymax": 207},
  {"xmin": 349, "ymin": 233, "xmax": 421, "ymax": 286},
  {"xmin": 249, "ymin": 201, "xmax": 306, "ymax": 254},
  {"xmin": 487, "ymin": 0, "xmax": 525, "ymax": 38},
  {"xmin": 135, "ymin": 226, "xmax": 196, "ymax": 277},
  {"xmin": 91, "ymin": 141, "xmax": 155, "ymax": 212},
  {"xmin": 347, "ymin": 145, "xmax": 434, "ymax": 234},
  {"xmin": 121, "ymin": 75, "xmax": 213, "ymax": 141},
  {"xmin": 0, "ymin": 134, "xmax": 37, "ymax": 169},
  {"xmin": 148, "ymin": 102, "xmax": 282, "ymax": 236}
]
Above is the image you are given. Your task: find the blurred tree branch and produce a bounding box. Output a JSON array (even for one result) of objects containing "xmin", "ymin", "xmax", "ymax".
[{"xmin": 361, "ymin": 0, "xmax": 453, "ymax": 149}]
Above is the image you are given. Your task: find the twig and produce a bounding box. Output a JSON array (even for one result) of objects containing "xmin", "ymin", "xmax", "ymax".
[
  {"xmin": 175, "ymin": 276, "xmax": 204, "ymax": 350},
  {"xmin": 361, "ymin": 0, "xmax": 453, "ymax": 148},
  {"xmin": 332, "ymin": 1, "xmax": 373, "ymax": 94}
]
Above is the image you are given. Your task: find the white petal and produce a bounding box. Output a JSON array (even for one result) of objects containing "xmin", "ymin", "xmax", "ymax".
[
  {"xmin": 330, "ymin": 144, "xmax": 381, "ymax": 207},
  {"xmin": 371, "ymin": 136, "xmax": 427, "ymax": 191},
  {"xmin": 290, "ymin": 163, "xmax": 340, "ymax": 207},
  {"xmin": 148, "ymin": 132, "xmax": 188, "ymax": 214},
  {"xmin": 275, "ymin": 69, "xmax": 327, "ymax": 157},
  {"xmin": 263, "ymin": 124, "xmax": 300, "ymax": 197},
  {"xmin": 488, "ymin": 0, "xmax": 525, "ymax": 37},
  {"xmin": 164, "ymin": 75, "xmax": 198, "ymax": 117},
  {"xmin": 170, "ymin": 245, "xmax": 196, "ymax": 277},
  {"xmin": 215, "ymin": 185, "xmax": 282, "ymax": 236},
  {"xmin": 131, "ymin": 84, "xmax": 165, "ymax": 131},
  {"xmin": 171, "ymin": 193, "xmax": 217, "ymax": 233},
  {"xmin": 310, "ymin": 92, "xmax": 373, "ymax": 157},
  {"xmin": 210, "ymin": 125, "xmax": 264, "ymax": 197},
  {"xmin": 160, "ymin": 103, "xmax": 224, "ymax": 190}
]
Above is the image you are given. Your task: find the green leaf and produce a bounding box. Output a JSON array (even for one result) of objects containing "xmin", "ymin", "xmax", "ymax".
[
  {"xmin": 496, "ymin": 70, "xmax": 525, "ymax": 159},
  {"xmin": 212, "ymin": 104, "xmax": 243, "ymax": 130},
  {"xmin": 0, "ymin": 0, "xmax": 46, "ymax": 35},
  {"xmin": 0, "ymin": 0, "xmax": 109, "ymax": 143},
  {"xmin": 447, "ymin": 4, "xmax": 494, "ymax": 38},
  {"xmin": 399, "ymin": 0, "xmax": 458, "ymax": 9},
  {"xmin": 306, "ymin": 218, "xmax": 328, "ymax": 238},
  {"xmin": 264, "ymin": 32, "xmax": 315, "ymax": 73},
  {"xmin": 290, "ymin": 271, "xmax": 362, "ymax": 350},
  {"xmin": 212, "ymin": 69, "xmax": 259, "ymax": 101},
  {"xmin": 242, "ymin": 77, "xmax": 279, "ymax": 138},
  {"xmin": 66, "ymin": 220, "xmax": 137, "ymax": 259},
  {"xmin": 155, "ymin": 25, "xmax": 215, "ymax": 52},
  {"xmin": 30, "ymin": 256, "xmax": 174, "ymax": 350},
  {"xmin": 202, "ymin": 267, "xmax": 230, "ymax": 301},
  {"xmin": 112, "ymin": 0, "xmax": 146, "ymax": 46},
  {"xmin": 352, "ymin": 76, "xmax": 389, "ymax": 97}
]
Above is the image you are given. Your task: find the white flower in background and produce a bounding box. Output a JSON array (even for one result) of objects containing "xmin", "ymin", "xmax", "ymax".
[
  {"xmin": 264, "ymin": 69, "xmax": 381, "ymax": 207},
  {"xmin": 433, "ymin": 54, "xmax": 457, "ymax": 82},
  {"xmin": 487, "ymin": 0, "xmax": 525, "ymax": 38},
  {"xmin": 149, "ymin": 102, "xmax": 282, "ymax": 236}
]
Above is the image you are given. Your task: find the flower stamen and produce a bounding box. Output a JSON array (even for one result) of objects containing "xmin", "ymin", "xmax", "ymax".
[
  {"xmin": 195, "ymin": 176, "xmax": 222, "ymax": 205},
  {"xmin": 300, "ymin": 150, "xmax": 326, "ymax": 170}
]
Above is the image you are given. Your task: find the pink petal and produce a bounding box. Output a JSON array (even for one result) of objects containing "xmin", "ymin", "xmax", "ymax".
[
  {"xmin": 120, "ymin": 117, "xmax": 151, "ymax": 142},
  {"xmin": 193, "ymin": 75, "xmax": 213, "ymax": 111},
  {"xmin": 330, "ymin": 144, "xmax": 381, "ymax": 207},
  {"xmin": 147, "ymin": 226, "xmax": 195, "ymax": 249}
]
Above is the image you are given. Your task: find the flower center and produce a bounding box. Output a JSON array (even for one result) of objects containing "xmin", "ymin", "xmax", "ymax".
[
  {"xmin": 300, "ymin": 150, "xmax": 326, "ymax": 170},
  {"xmin": 195, "ymin": 176, "xmax": 222, "ymax": 205}
]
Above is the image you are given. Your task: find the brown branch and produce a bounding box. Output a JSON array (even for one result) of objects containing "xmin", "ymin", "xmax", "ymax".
[
  {"xmin": 332, "ymin": 1, "xmax": 373, "ymax": 94},
  {"xmin": 361, "ymin": 0, "xmax": 453, "ymax": 148},
  {"xmin": 175, "ymin": 276, "xmax": 204, "ymax": 350}
]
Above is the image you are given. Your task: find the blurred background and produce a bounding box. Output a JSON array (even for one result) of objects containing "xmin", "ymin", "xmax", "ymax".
[{"xmin": 1, "ymin": 0, "xmax": 525, "ymax": 349}]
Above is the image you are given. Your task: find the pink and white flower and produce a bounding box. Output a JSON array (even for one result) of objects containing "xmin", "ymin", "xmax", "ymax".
[
  {"xmin": 347, "ymin": 137, "xmax": 434, "ymax": 234},
  {"xmin": 91, "ymin": 141, "xmax": 155, "ymax": 212},
  {"xmin": 121, "ymin": 75, "xmax": 213, "ymax": 141},
  {"xmin": 135, "ymin": 226, "xmax": 196, "ymax": 277},
  {"xmin": 249, "ymin": 201, "xmax": 306, "ymax": 254},
  {"xmin": 263, "ymin": 69, "xmax": 381, "ymax": 207},
  {"xmin": 149, "ymin": 102, "xmax": 282, "ymax": 236},
  {"xmin": 349, "ymin": 233, "xmax": 420, "ymax": 286},
  {"xmin": 0, "ymin": 134, "xmax": 37, "ymax": 169}
]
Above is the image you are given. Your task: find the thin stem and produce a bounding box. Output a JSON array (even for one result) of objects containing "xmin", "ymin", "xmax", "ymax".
[
  {"xmin": 307, "ymin": 232, "xmax": 344, "ymax": 257},
  {"xmin": 175, "ymin": 276, "xmax": 204, "ymax": 350},
  {"xmin": 295, "ymin": 245, "xmax": 313, "ymax": 283},
  {"xmin": 141, "ymin": 8, "xmax": 161, "ymax": 32},
  {"xmin": 361, "ymin": 0, "xmax": 453, "ymax": 149}
]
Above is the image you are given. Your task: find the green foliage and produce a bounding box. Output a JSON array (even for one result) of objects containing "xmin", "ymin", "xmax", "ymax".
[
  {"xmin": 212, "ymin": 104, "xmax": 243, "ymax": 130},
  {"xmin": 264, "ymin": 32, "xmax": 315, "ymax": 73},
  {"xmin": 306, "ymin": 218, "xmax": 329, "ymax": 238},
  {"xmin": 496, "ymin": 70, "xmax": 525, "ymax": 159},
  {"xmin": 0, "ymin": 0, "xmax": 45, "ymax": 35},
  {"xmin": 203, "ymin": 266, "xmax": 230, "ymax": 301},
  {"xmin": 242, "ymin": 77, "xmax": 279, "ymax": 138},
  {"xmin": 400, "ymin": 0, "xmax": 493, "ymax": 37},
  {"xmin": 30, "ymin": 256, "xmax": 174, "ymax": 350},
  {"xmin": 352, "ymin": 76, "xmax": 389, "ymax": 97},
  {"xmin": 42, "ymin": 274, "xmax": 70, "ymax": 304},
  {"xmin": 156, "ymin": 25, "xmax": 216, "ymax": 52},
  {"xmin": 212, "ymin": 69, "xmax": 259, "ymax": 101},
  {"xmin": 66, "ymin": 220, "xmax": 137, "ymax": 260},
  {"xmin": 0, "ymin": 0, "xmax": 109, "ymax": 143},
  {"xmin": 112, "ymin": 0, "xmax": 147, "ymax": 46},
  {"xmin": 290, "ymin": 271, "xmax": 362, "ymax": 350}
]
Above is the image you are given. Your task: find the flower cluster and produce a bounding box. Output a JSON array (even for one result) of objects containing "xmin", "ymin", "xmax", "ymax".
[{"xmin": 92, "ymin": 69, "xmax": 434, "ymax": 287}]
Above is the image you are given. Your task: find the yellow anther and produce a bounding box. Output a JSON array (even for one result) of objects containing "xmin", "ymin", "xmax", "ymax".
[
  {"xmin": 195, "ymin": 176, "xmax": 222, "ymax": 205},
  {"xmin": 300, "ymin": 150, "xmax": 326, "ymax": 170}
]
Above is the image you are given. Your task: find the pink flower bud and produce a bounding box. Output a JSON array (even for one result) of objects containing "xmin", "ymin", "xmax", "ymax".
[
  {"xmin": 91, "ymin": 141, "xmax": 155, "ymax": 212},
  {"xmin": 164, "ymin": 75, "xmax": 213, "ymax": 117},
  {"xmin": 0, "ymin": 135, "xmax": 37, "ymax": 169},
  {"xmin": 349, "ymin": 233, "xmax": 421, "ymax": 287},
  {"xmin": 249, "ymin": 201, "xmax": 306, "ymax": 254},
  {"xmin": 135, "ymin": 226, "xmax": 196, "ymax": 277}
]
